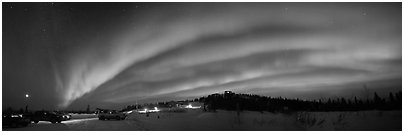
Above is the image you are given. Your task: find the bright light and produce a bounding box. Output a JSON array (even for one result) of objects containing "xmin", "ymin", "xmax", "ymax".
[
  {"xmin": 138, "ymin": 109, "xmax": 148, "ymax": 114},
  {"xmin": 25, "ymin": 94, "xmax": 29, "ymax": 98},
  {"xmin": 185, "ymin": 104, "xmax": 201, "ymax": 109},
  {"xmin": 62, "ymin": 118, "xmax": 98, "ymax": 124},
  {"xmin": 185, "ymin": 104, "xmax": 192, "ymax": 108},
  {"xmin": 11, "ymin": 114, "xmax": 22, "ymax": 118},
  {"xmin": 149, "ymin": 107, "xmax": 160, "ymax": 113}
]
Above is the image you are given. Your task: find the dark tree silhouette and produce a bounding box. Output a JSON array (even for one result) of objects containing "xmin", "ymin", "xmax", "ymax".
[
  {"xmin": 116, "ymin": 90, "xmax": 401, "ymax": 114},
  {"xmin": 197, "ymin": 91, "xmax": 401, "ymax": 113}
]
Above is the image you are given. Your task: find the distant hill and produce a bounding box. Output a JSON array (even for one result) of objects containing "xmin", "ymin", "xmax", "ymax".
[{"xmin": 197, "ymin": 91, "xmax": 402, "ymax": 112}]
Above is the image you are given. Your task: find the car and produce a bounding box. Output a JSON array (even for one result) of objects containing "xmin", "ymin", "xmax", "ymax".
[
  {"xmin": 2, "ymin": 113, "xmax": 31, "ymax": 128},
  {"xmin": 54, "ymin": 111, "xmax": 71, "ymax": 121},
  {"xmin": 31, "ymin": 111, "xmax": 64, "ymax": 124},
  {"xmin": 98, "ymin": 109, "xmax": 126, "ymax": 120},
  {"xmin": 137, "ymin": 107, "xmax": 160, "ymax": 114}
]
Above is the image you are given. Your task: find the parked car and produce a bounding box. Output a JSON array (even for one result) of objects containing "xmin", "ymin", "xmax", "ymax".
[
  {"xmin": 31, "ymin": 111, "xmax": 64, "ymax": 124},
  {"xmin": 54, "ymin": 111, "xmax": 71, "ymax": 121},
  {"xmin": 98, "ymin": 109, "xmax": 126, "ymax": 120},
  {"xmin": 2, "ymin": 113, "xmax": 31, "ymax": 128}
]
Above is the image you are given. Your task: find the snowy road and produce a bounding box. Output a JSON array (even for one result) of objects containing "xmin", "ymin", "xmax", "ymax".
[
  {"xmin": 4, "ymin": 117, "xmax": 147, "ymax": 131},
  {"xmin": 3, "ymin": 110, "xmax": 402, "ymax": 131}
]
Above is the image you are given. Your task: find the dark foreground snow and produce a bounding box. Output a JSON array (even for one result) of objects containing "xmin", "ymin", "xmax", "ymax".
[{"xmin": 4, "ymin": 110, "xmax": 401, "ymax": 131}]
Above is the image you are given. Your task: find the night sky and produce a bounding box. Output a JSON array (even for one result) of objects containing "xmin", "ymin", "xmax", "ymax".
[{"xmin": 3, "ymin": 3, "xmax": 401, "ymax": 110}]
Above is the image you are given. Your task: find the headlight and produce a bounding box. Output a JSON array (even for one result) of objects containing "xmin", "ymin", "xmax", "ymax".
[{"xmin": 11, "ymin": 115, "xmax": 21, "ymax": 117}]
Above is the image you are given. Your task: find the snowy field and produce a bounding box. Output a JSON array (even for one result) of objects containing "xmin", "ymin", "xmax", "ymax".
[
  {"xmin": 4, "ymin": 110, "xmax": 401, "ymax": 131},
  {"xmin": 69, "ymin": 113, "xmax": 97, "ymax": 119}
]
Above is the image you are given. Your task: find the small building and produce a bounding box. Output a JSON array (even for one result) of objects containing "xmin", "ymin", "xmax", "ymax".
[
  {"xmin": 224, "ymin": 91, "xmax": 233, "ymax": 94},
  {"xmin": 224, "ymin": 91, "xmax": 235, "ymax": 99}
]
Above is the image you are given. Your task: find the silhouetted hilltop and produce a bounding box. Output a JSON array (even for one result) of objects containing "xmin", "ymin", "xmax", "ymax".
[{"xmin": 198, "ymin": 91, "xmax": 402, "ymax": 112}]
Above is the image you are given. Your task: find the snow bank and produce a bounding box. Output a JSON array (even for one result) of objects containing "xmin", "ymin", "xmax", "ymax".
[
  {"xmin": 69, "ymin": 113, "xmax": 97, "ymax": 119},
  {"xmin": 4, "ymin": 110, "xmax": 401, "ymax": 131},
  {"xmin": 125, "ymin": 109, "xmax": 401, "ymax": 131}
]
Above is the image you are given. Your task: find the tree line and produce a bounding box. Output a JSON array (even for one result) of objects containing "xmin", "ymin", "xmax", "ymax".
[{"xmin": 198, "ymin": 91, "xmax": 402, "ymax": 113}]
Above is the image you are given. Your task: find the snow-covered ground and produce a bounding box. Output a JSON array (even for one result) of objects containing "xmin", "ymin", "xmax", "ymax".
[
  {"xmin": 69, "ymin": 113, "xmax": 97, "ymax": 119},
  {"xmin": 3, "ymin": 110, "xmax": 401, "ymax": 131}
]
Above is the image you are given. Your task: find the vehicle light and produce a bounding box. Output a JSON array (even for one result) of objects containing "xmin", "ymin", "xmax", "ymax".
[{"xmin": 11, "ymin": 115, "xmax": 20, "ymax": 117}]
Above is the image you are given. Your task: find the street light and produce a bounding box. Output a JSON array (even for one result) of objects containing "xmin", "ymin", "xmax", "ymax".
[{"xmin": 25, "ymin": 94, "xmax": 29, "ymax": 113}]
